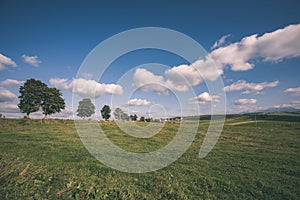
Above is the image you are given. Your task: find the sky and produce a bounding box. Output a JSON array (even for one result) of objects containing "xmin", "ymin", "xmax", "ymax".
[{"xmin": 0, "ymin": 0, "xmax": 300, "ymax": 119}]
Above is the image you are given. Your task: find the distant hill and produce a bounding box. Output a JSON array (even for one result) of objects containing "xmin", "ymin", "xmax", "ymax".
[{"xmin": 255, "ymin": 107, "xmax": 300, "ymax": 114}]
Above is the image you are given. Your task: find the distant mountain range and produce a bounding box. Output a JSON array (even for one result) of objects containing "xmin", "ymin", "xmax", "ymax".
[{"xmin": 250, "ymin": 107, "xmax": 300, "ymax": 114}]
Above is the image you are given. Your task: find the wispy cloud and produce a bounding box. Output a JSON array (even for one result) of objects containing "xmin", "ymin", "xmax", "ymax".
[
  {"xmin": 234, "ymin": 98, "xmax": 257, "ymax": 105},
  {"xmin": 0, "ymin": 53, "xmax": 17, "ymax": 70},
  {"xmin": 284, "ymin": 87, "xmax": 300, "ymax": 96},
  {"xmin": 0, "ymin": 79, "xmax": 24, "ymax": 86},
  {"xmin": 211, "ymin": 34, "xmax": 231, "ymax": 49},
  {"xmin": 22, "ymin": 54, "xmax": 41, "ymax": 67},
  {"xmin": 50, "ymin": 78, "xmax": 123, "ymax": 98},
  {"xmin": 224, "ymin": 80, "xmax": 279, "ymax": 94},
  {"xmin": 127, "ymin": 98, "xmax": 151, "ymax": 106},
  {"xmin": 0, "ymin": 88, "xmax": 17, "ymax": 102}
]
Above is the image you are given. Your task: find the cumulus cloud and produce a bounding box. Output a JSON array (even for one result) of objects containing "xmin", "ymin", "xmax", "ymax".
[
  {"xmin": 49, "ymin": 78, "xmax": 70, "ymax": 90},
  {"xmin": 133, "ymin": 68, "xmax": 171, "ymax": 94},
  {"xmin": 22, "ymin": 54, "xmax": 41, "ymax": 67},
  {"xmin": 49, "ymin": 78, "xmax": 123, "ymax": 98},
  {"xmin": 0, "ymin": 88, "xmax": 17, "ymax": 102},
  {"xmin": 234, "ymin": 98, "xmax": 257, "ymax": 105},
  {"xmin": 284, "ymin": 87, "xmax": 300, "ymax": 96},
  {"xmin": 127, "ymin": 98, "xmax": 151, "ymax": 106},
  {"xmin": 210, "ymin": 24, "xmax": 300, "ymax": 71},
  {"xmin": 211, "ymin": 34, "xmax": 231, "ymax": 49},
  {"xmin": 190, "ymin": 92, "xmax": 220, "ymax": 105},
  {"xmin": 0, "ymin": 79, "xmax": 24, "ymax": 86},
  {"xmin": 224, "ymin": 80, "xmax": 279, "ymax": 94},
  {"xmin": 133, "ymin": 60, "xmax": 222, "ymax": 94},
  {"xmin": 0, "ymin": 53, "xmax": 17, "ymax": 70}
]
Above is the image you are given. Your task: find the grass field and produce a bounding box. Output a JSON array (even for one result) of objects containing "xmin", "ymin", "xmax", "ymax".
[{"xmin": 0, "ymin": 113, "xmax": 300, "ymax": 199}]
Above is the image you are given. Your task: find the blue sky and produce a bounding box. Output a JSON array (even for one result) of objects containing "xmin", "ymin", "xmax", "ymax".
[{"xmin": 0, "ymin": 0, "xmax": 300, "ymax": 119}]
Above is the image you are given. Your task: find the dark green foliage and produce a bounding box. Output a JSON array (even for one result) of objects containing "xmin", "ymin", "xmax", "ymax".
[
  {"xmin": 76, "ymin": 98, "xmax": 95, "ymax": 119},
  {"xmin": 140, "ymin": 116, "xmax": 145, "ymax": 122},
  {"xmin": 42, "ymin": 88, "xmax": 65, "ymax": 118},
  {"xmin": 18, "ymin": 78, "xmax": 65, "ymax": 119},
  {"xmin": 101, "ymin": 105, "xmax": 111, "ymax": 120},
  {"xmin": 130, "ymin": 114, "xmax": 138, "ymax": 121}
]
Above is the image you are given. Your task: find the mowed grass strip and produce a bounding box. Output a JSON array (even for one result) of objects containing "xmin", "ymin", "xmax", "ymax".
[{"xmin": 0, "ymin": 114, "xmax": 299, "ymax": 199}]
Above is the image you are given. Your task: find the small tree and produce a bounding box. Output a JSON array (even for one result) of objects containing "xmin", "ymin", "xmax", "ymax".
[
  {"xmin": 42, "ymin": 88, "xmax": 65, "ymax": 119},
  {"xmin": 140, "ymin": 116, "xmax": 145, "ymax": 122},
  {"xmin": 130, "ymin": 114, "xmax": 138, "ymax": 121},
  {"xmin": 101, "ymin": 105, "xmax": 111, "ymax": 120},
  {"xmin": 18, "ymin": 78, "xmax": 48, "ymax": 119},
  {"xmin": 77, "ymin": 98, "xmax": 95, "ymax": 119},
  {"xmin": 121, "ymin": 112, "xmax": 130, "ymax": 121},
  {"xmin": 114, "ymin": 108, "xmax": 124, "ymax": 120}
]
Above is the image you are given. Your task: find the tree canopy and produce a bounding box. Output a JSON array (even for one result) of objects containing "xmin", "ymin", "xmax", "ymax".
[
  {"xmin": 101, "ymin": 105, "xmax": 111, "ymax": 120},
  {"xmin": 77, "ymin": 98, "xmax": 95, "ymax": 119},
  {"xmin": 42, "ymin": 88, "xmax": 65, "ymax": 118},
  {"xmin": 18, "ymin": 78, "xmax": 65, "ymax": 118}
]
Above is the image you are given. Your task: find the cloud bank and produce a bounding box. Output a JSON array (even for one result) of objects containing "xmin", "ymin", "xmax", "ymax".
[
  {"xmin": 234, "ymin": 98, "xmax": 257, "ymax": 105},
  {"xmin": 50, "ymin": 78, "xmax": 123, "ymax": 98},
  {"xmin": 224, "ymin": 80, "xmax": 279, "ymax": 94},
  {"xmin": 0, "ymin": 79, "xmax": 24, "ymax": 86},
  {"xmin": 285, "ymin": 87, "xmax": 300, "ymax": 96},
  {"xmin": 0, "ymin": 88, "xmax": 17, "ymax": 102}
]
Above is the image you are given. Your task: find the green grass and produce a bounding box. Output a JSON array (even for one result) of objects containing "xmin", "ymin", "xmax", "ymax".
[{"xmin": 0, "ymin": 114, "xmax": 300, "ymax": 199}]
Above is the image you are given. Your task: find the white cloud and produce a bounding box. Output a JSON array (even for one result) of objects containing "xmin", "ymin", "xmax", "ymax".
[
  {"xmin": 224, "ymin": 80, "xmax": 279, "ymax": 94},
  {"xmin": 133, "ymin": 60, "xmax": 222, "ymax": 94},
  {"xmin": 49, "ymin": 78, "xmax": 70, "ymax": 90},
  {"xmin": 0, "ymin": 79, "xmax": 24, "ymax": 86},
  {"xmin": 165, "ymin": 59, "xmax": 223, "ymax": 89},
  {"xmin": 133, "ymin": 68, "xmax": 171, "ymax": 94},
  {"xmin": 0, "ymin": 88, "xmax": 17, "ymax": 102},
  {"xmin": 0, "ymin": 104, "xmax": 19, "ymax": 113},
  {"xmin": 234, "ymin": 98, "xmax": 257, "ymax": 105},
  {"xmin": 284, "ymin": 87, "xmax": 300, "ymax": 96},
  {"xmin": 211, "ymin": 34, "xmax": 231, "ymax": 49},
  {"xmin": 49, "ymin": 78, "xmax": 123, "ymax": 98},
  {"xmin": 190, "ymin": 92, "xmax": 220, "ymax": 105},
  {"xmin": 127, "ymin": 98, "xmax": 151, "ymax": 106},
  {"xmin": 22, "ymin": 54, "xmax": 41, "ymax": 67},
  {"xmin": 210, "ymin": 24, "xmax": 300, "ymax": 71},
  {"xmin": 0, "ymin": 53, "xmax": 17, "ymax": 70}
]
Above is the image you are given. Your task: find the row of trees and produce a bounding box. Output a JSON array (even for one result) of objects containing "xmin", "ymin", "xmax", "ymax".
[
  {"xmin": 76, "ymin": 98, "xmax": 111, "ymax": 120},
  {"xmin": 18, "ymin": 79, "xmax": 65, "ymax": 119},
  {"xmin": 76, "ymin": 99, "xmax": 142, "ymax": 121}
]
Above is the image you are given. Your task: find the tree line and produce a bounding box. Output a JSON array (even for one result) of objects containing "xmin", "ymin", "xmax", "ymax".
[{"xmin": 17, "ymin": 78, "xmax": 146, "ymax": 121}]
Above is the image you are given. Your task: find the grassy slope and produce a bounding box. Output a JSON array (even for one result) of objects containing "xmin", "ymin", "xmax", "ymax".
[{"xmin": 0, "ymin": 114, "xmax": 299, "ymax": 199}]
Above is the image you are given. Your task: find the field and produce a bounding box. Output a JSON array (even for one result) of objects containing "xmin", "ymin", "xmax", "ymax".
[{"xmin": 0, "ymin": 114, "xmax": 300, "ymax": 199}]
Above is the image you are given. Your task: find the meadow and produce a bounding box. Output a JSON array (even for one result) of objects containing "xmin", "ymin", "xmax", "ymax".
[{"xmin": 0, "ymin": 113, "xmax": 299, "ymax": 199}]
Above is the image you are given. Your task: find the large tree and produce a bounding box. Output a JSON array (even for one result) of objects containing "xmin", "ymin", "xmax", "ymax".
[
  {"xmin": 18, "ymin": 78, "xmax": 48, "ymax": 118},
  {"xmin": 101, "ymin": 105, "xmax": 111, "ymax": 120},
  {"xmin": 42, "ymin": 88, "xmax": 65, "ymax": 119},
  {"xmin": 77, "ymin": 98, "xmax": 95, "ymax": 119}
]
